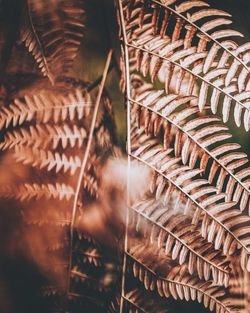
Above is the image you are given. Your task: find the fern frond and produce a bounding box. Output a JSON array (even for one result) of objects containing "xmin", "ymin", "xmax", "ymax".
[
  {"xmin": 228, "ymin": 269, "xmax": 247, "ymax": 312},
  {"xmin": 131, "ymin": 131, "xmax": 250, "ymax": 272},
  {"xmin": 118, "ymin": 1, "xmax": 250, "ymax": 312},
  {"xmin": 119, "ymin": 0, "xmax": 250, "ymax": 279},
  {"xmin": 121, "ymin": 0, "xmax": 250, "ymax": 130},
  {"xmin": 23, "ymin": 209, "xmax": 71, "ymax": 227},
  {"xmin": 128, "ymin": 244, "xmax": 237, "ymax": 313},
  {"xmin": 13, "ymin": 146, "xmax": 81, "ymax": 175},
  {"xmin": 131, "ymin": 77, "xmax": 250, "ymax": 213},
  {"xmin": 124, "ymin": 288, "xmax": 173, "ymax": 313},
  {"xmin": 77, "ymin": 247, "xmax": 103, "ymax": 267},
  {"xmin": 71, "ymin": 267, "xmax": 109, "ymax": 292},
  {"xmin": 82, "ymin": 173, "xmax": 99, "ymax": 197},
  {"xmin": 0, "ymin": 183, "xmax": 75, "ymax": 201},
  {"xmin": 131, "ymin": 198, "xmax": 230, "ymax": 286},
  {"xmin": 20, "ymin": 0, "xmax": 85, "ymax": 82},
  {"xmin": 0, "ymin": 124, "xmax": 87, "ymax": 150},
  {"xmin": 0, "ymin": 89, "xmax": 92, "ymax": 131}
]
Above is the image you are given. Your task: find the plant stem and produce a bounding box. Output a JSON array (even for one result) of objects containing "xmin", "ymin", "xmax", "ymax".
[
  {"xmin": 117, "ymin": 0, "xmax": 132, "ymax": 311},
  {"xmin": 87, "ymin": 57, "xmax": 114, "ymax": 92},
  {"xmin": 67, "ymin": 49, "xmax": 113, "ymax": 294}
]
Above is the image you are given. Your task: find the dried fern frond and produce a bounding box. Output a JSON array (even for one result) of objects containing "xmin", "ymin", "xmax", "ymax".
[
  {"xmin": 71, "ymin": 267, "xmax": 110, "ymax": 293},
  {"xmin": 23, "ymin": 208, "xmax": 71, "ymax": 227},
  {"xmin": 0, "ymin": 70, "xmax": 118, "ymax": 311},
  {"xmin": 227, "ymin": 263, "xmax": 247, "ymax": 312},
  {"xmin": 0, "ymin": 183, "xmax": 75, "ymax": 202},
  {"xmin": 121, "ymin": 0, "xmax": 250, "ymax": 130},
  {"xmin": 124, "ymin": 288, "xmax": 173, "ymax": 313},
  {"xmin": 131, "ymin": 131, "xmax": 250, "ymax": 272},
  {"xmin": 20, "ymin": 0, "xmax": 85, "ymax": 83},
  {"xmin": 131, "ymin": 76, "xmax": 250, "ymax": 214},
  {"xmin": 128, "ymin": 243, "xmax": 236, "ymax": 313},
  {"xmin": 0, "ymin": 124, "xmax": 87, "ymax": 151},
  {"xmin": 0, "ymin": 86, "xmax": 92, "ymax": 130},
  {"xmin": 0, "ymin": 76, "xmax": 114, "ymax": 162},
  {"xmin": 131, "ymin": 198, "xmax": 230, "ymax": 286},
  {"xmin": 118, "ymin": 5, "xmax": 250, "ymax": 309},
  {"xmin": 76, "ymin": 246, "xmax": 103, "ymax": 267},
  {"xmin": 13, "ymin": 146, "xmax": 82, "ymax": 175}
]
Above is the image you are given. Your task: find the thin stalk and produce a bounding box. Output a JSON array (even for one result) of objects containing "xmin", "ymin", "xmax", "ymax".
[
  {"xmin": 117, "ymin": 0, "xmax": 132, "ymax": 312},
  {"xmin": 67, "ymin": 49, "xmax": 113, "ymax": 293},
  {"xmin": 87, "ymin": 58, "xmax": 114, "ymax": 92}
]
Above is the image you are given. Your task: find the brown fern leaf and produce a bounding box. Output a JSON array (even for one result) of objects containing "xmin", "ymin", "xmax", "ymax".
[
  {"xmin": 13, "ymin": 146, "xmax": 82, "ymax": 175},
  {"xmin": 130, "ymin": 129, "xmax": 250, "ymax": 272},
  {"xmin": 120, "ymin": 1, "xmax": 250, "ymax": 312},
  {"xmin": 76, "ymin": 246, "xmax": 103, "ymax": 267},
  {"xmin": 128, "ymin": 243, "xmax": 237, "ymax": 313},
  {"xmin": 0, "ymin": 70, "xmax": 118, "ymax": 311},
  {"xmin": 131, "ymin": 198, "xmax": 230, "ymax": 286},
  {"xmin": 23, "ymin": 208, "xmax": 71, "ymax": 227},
  {"xmin": 0, "ymin": 86, "xmax": 92, "ymax": 130},
  {"xmin": 71, "ymin": 267, "xmax": 110, "ymax": 293},
  {"xmin": 124, "ymin": 288, "xmax": 174, "ymax": 313},
  {"xmin": 0, "ymin": 124, "xmax": 87, "ymax": 151},
  {"xmin": 20, "ymin": 0, "xmax": 85, "ymax": 83},
  {"xmin": 131, "ymin": 76, "xmax": 250, "ymax": 214},
  {"xmin": 228, "ymin": 263, "xmax": 247, "ymax": 312},
  {"xmin": 121, "ymin": 0, "xmax": 250, "ymax": 130},
  {"xmin": 0, "ymin": 182, "xmax": 75, "ymax": 202},
  {"xmin": 118, "ymin": 0, "xmax": 250, "ymax": 279}
]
